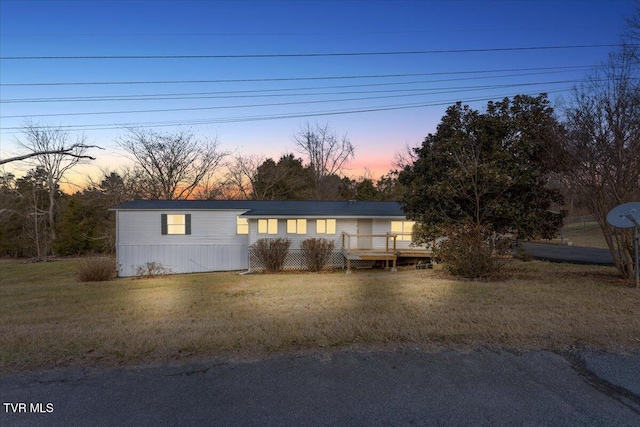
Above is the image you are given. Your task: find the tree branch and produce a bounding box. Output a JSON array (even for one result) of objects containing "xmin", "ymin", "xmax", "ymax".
[{"xmin": 0, "ymin": 145, "xmax": 101, "ymax": 165}]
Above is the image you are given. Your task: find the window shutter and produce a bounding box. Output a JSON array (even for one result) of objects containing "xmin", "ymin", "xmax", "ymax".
[
  {"xmin": 185, "ymin": 214, "xmax": 191, "ymax": 235},
  {"xmin": 161, "ymin": 214, "xmax": 168, "ymax": 235}
]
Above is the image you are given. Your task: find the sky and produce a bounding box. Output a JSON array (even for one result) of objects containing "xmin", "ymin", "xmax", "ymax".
[{"xmin": 0, "ymin": 0, "xmax": 635, "ymax": 188}]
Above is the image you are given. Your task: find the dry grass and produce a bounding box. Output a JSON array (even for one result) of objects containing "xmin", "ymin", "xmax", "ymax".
[
  {"xmin": 560, "ymin": 221, "xmax": 609, "ymax": 248},
  {"xmin": 1, "ymin": 258, "xmax": 639, "ymax": 373},
  {"xmin": 76, "ymin": 256, "xmax": 117, "ymax": 282}
]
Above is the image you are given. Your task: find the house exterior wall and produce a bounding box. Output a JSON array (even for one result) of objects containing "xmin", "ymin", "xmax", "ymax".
[
  {"xmin": 246, "ymin": 218, "xmax": 358, "ymax": 271},
  {"xmin": 245, "ymin": 217, "xmax": 420, "ymax": 271},
  {"xmin": 372, "ymin": 219, "xmax": 417, "ymax": 250},
  {"xmin": 246, "ymin": 218, "xmax": 361, "ymax": 249},
  {"xmin": 245, "ymin": 217, "xmax": 417, "ymax": 250},
  {"xmin": 116, "ymin": 210, "xmax": 250, "ymax": 276},
  {"xmin": 115, "ymin": 208, "xmax": 421, "ymax": 276}
]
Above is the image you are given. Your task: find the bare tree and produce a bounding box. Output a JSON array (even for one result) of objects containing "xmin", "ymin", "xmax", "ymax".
[
  {"xmin": 13, "ymin": 123, "xmax": 96, "ymax": 253},
  {"xmin": 624, "ymin": 0, "xmax": 640, "ymax": 47},
  {"xmin": 392, "ymin": 142, "xmax": 419, "ymax": 171},
  {"xmin": 293, "ymin": 122, "xmax": 355, "ymax": 198},
  {"xmin": 86, "ymin": 166, "xmax": 148, "ymax": 205},
  {"xmin": 0, "ymin": 147, "xmax": 96, "ymax": 166},
  {"xmin": 563, "ymin": 47, "xmax": 640, "ymax": 278},
  {"xmin": 118, "ymin": 128, "xmax": 227, "ymax": 200},
  {"xmin": 222, "ymin": 153, "xmax": 266, "ymax": 199}
]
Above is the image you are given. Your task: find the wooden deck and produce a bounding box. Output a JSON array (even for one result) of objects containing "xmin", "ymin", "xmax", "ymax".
[
  {"xmin": 341, "ymin": 232, "xmax": 432, "ymax": 273},
  {"xmin": 397, "ymin": 249, "xmax": 433, "ymax": 258},
  {"xmin": 341, "ymin": 249, "xmax": 398, "ymax": 261}
]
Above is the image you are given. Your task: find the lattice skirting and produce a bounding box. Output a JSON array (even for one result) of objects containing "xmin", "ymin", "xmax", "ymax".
[{"xmin": 249, "ymin": 249, "xmax": 375, "ymax": 272}]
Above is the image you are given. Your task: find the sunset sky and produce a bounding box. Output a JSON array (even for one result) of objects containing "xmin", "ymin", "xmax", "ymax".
[{"xmin": 0, "ymin": 0, "xmax": 635, "ymax": 188}]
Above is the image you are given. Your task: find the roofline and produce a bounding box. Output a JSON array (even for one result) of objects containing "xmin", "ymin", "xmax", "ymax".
[
  {"xmin": 241, "ymin": 215, "xmax": 407, "ymax": 219},
  {"xmin": 108, "ymin": 207, "xmax": 251, "ymax": 212},
  {"xmin": 108, "ymin": 209, "xmax": 406, "ymax": 219}
]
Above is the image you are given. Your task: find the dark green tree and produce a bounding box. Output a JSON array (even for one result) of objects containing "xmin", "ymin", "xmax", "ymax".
[
  {"xmin": 252, "ymin": 154, "xmax": 314, "ymax": 200},
  {"xmin": 354, "ymin": 178, "xmax": 380, "ymax": 201},
  {"xmin": 54, "ymin": 191, "xmax": 115, "ymax": 255},
  {"xmin": 0, "ymin": 167, "xmax": 57, "ymax": 258},
  {"xmin": 0, "ymin": 173, "xmax": 27, "ymax": 257},
  {"xmin": 54, "ymin": 194, "xmax": 95, "ymax": 255},
  {"xmin": 376, "ymin": 172, "xmax": 406, "ymax": 201},
  {"xmin": 399, "ymin": 94, "xmax": 565, "ymax": 244}
]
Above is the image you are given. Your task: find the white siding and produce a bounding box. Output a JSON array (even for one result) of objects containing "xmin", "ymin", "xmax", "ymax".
[
  {"xmin": 372, "ymin": 218, "xmax": 425, "ymax": 250},
  {"xmin": 117, "ymin": 244, "xmax": 248, "ymax": 277},
  {"xmin": 115, "ymin": 209, "xmax": 421, "ymax": 276},
  {"xmin": 116, "ymin": 210, "xmax": 250, "ymax": 276},
  {"xmin": 118, "ymin": 210, "xmax": 248, "ymax": 245},
  {"xmin": 246, "ymin": 218, "xmax": 421, "ymax": 250},
  {"xmin": 247, "ymin": 218, "xmax": 358, "ymax": 249}
]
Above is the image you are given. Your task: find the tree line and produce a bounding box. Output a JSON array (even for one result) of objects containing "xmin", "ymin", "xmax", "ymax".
[{"xmin": 0, "ymin": 121, "xmax": 403, "ymax": 258}]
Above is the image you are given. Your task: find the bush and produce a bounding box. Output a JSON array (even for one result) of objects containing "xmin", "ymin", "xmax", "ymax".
[
  {"xmin": 251, "ymin": 238, "xmax": 291, "ymax": 272},
  {"xmin": 513, "ymin": 243, "xmax": 533, "ymax": 262},
  {"xmin": 301, "ymin": 238, "xmax": 335, "ymax": 271},
  {"xmin": 76, "ymin": 256, "xmax": 117, "ymax": 282},
  {"xmin": 436, "ymin": 224, "xmax": 509, "ymax": 279},
  {"xmin": 135, "ymin": 261, "xmax": 172, "ymax": 278}
]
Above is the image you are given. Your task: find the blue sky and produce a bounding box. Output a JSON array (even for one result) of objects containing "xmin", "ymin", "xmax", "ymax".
[{"xmin": 0, "ymin": 0, "xmax": 635, "ymax": 184}]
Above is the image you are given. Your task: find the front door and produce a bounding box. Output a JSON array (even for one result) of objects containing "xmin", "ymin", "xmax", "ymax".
[{"xmin": 357, "ymin": 219, "xmax": 373, "ymax": 250}]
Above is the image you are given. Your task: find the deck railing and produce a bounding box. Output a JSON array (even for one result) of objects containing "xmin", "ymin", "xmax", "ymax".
[{"xmin": 341, "ymin": 232, "xmax": 398, "ymax": 253}]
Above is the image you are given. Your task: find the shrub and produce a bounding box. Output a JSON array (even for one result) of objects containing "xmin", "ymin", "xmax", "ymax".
[
  {"xmin": 513, "ymin": 243, "xmax": 533, "ymax": 262},
  {"xmin": 76, "ymin": 256, "xmax": 117, "ymax": 282},
  {"xmin": 301, "ymin": 238, "xmax": 335, "ymax": 271},
  {"xmin": 250, "ymin": 238, "xmax": 291, "ymax": 272},
  {"xmin": 135, "ymin": 261, "xmax": 173, "ymax": 278},
  {"xmin": 436, "ymin": 224, "xmax": 510, "ymax": 279}
]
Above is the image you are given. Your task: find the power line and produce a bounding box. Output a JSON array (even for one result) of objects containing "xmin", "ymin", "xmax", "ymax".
[
  {"xmin": 0, "ymin": 26, "xmax": 595, "ymax": 38},
  {"xmin": 0, "ymin": 80, "xmax": 587, "ymax": 119},
  {"xmin": 1, "ymin": 69, "xmax": 593, "ymax": 104},
  {"xmin": 0, "ymin": 65, "xmax": 594, "ymax": 88},
  {"xmin": 0, "ymin": 44, "xmax": 622, "ymax": 60},
  {"xmin": 0, "ymin": 89, "xmax": 569, "ymax": 133}
]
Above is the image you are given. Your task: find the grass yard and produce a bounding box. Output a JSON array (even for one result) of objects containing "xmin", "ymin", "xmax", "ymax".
[
  {"xmin": 560, "ymin": 221, "xmax": 609, "ymax": 249},
  {"xmin": 1, "ymin": 258, "xmax": 639, "ymax": 373}
]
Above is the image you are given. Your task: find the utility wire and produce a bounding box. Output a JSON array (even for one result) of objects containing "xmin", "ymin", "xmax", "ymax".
[
  {"xmin": 0, "ymin": 26, "xmax": 595, "ymax": 38},
  {"xmin": 0, "ymin": 69, "xmax": 592, "ymax": 104},
  {"xmin": 0, "ymin": 88, "xmax": 569, "ymax": 133},
  {"xmin": 0, "ymin": 44, "xmax": 622, "ymax": 60},
  {"xmin": 0, "ymin": 80, "xmax": 585, "ymax": 119},
  {"xmin": 0, "ymin": 65, "xmax": 594, "ymax": 87}
]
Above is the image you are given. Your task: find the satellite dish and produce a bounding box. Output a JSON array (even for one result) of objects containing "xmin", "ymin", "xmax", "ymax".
[{"xmin": 607, "ymin": 202, "xmax": 640, "ymax": 229}]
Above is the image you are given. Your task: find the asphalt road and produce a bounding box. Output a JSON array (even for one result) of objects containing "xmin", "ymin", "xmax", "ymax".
[
  {"xmin": 2, "ymin": 349, "xmax": 639, "ymax": 427},
  {"xmin": 521, "ymin": 242, "xmax": 615, "ymax": 266}
]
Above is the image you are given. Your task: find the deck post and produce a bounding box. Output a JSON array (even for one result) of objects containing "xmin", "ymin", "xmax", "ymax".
[{"xmin": 346, "ymin": 257, "xmax": 352, "ymax": 274}]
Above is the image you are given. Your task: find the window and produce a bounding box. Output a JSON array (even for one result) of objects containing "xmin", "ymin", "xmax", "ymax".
[
  {"xmin": 161, "ymin": 214, "xmax": 191, "ymax": 235},
  {"xmin": 391, "ymin": 221, "xmax": 415, "ymax": 241},
  {"xmin": 258, "ymin": 218, "xmax": 278, "ymax": 234},
  {"xmin": 287, "ymin": 219, "xmax": 307, "ymax": 234},
  {"xmin": 316, "ymin": 219, "xmax": 336, "ymax": 234},
  {"xmin": 236, "ymin": 216, "xmax": 249, "ymax": 235}
]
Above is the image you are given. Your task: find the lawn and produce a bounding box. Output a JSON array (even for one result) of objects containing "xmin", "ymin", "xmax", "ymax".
[
  {"xmin": 559, "ymin": 221, "xmax": 609, "ymax": 249},
  {"xmin": 1, "ymin": 258, "xmax": 639, "ymax": 373}
]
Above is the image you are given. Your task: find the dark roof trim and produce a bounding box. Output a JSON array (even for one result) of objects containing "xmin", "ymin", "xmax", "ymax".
[{"xmin": 109, "ymin": 199, "xmax": 406, "ymax": 217}]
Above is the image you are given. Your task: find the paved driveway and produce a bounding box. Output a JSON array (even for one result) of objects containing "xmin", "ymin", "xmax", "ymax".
[
  {"xmin": 2, "ymin": 349, "xmax": 639, "ymax": 426},
  {"xmin": 521, "ymin": 242, "xmax": 614, "ymax": 266}
]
